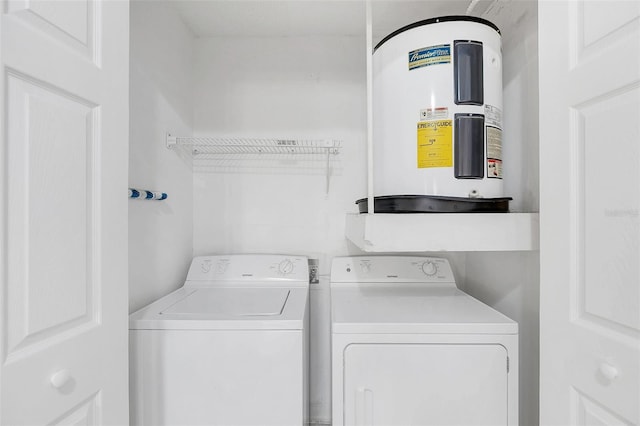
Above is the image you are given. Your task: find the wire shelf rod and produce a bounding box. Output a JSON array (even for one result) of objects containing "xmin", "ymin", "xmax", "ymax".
[{"xmin": 167, "ymin": 133, "xmax": 341, "ymax": 155}]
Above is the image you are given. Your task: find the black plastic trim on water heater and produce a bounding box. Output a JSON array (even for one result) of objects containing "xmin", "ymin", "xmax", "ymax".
[
  {"xmin": 454, "ymin": 113, "xmax": 485, "ymax": 179},
  {"xmin": 374, "ymin": 15, "xmax": 501, "ymax": 52},
  {"xmin": 454, "ymin": 40, "xmax": 484, "ymax": 105}
]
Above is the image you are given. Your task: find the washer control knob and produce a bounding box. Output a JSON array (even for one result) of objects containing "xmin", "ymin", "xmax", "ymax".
[
  {"xmin": 201, "ymin": 260, "xmax": 212, "ymax": 273},
  {"xmin": 278, "ymin": 259, "xmax": 294, "ymax": 275},
  {"xmin": 421, "ymin": 261, "xmax": 438, "ymax": 276}
]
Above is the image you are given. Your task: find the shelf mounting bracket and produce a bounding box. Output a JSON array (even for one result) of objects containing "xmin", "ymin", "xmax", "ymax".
[{"xmin": 166, "ymin": 132, "xmax": 177, "ymax": 149}]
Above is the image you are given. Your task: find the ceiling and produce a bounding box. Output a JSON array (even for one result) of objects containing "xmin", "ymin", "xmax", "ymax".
[{"xmin": 165, "ymin": 0, "xmax": 534, "ymax": 43}]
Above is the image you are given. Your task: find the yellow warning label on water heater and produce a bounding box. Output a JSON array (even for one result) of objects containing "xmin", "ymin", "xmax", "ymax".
[{"xmin": 417, "ymin": 120, "xmax": 453, "ymax": 168}]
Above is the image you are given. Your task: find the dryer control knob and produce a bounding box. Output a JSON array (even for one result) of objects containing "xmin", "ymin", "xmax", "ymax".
[
  {"xmin": 421, "ymin": 261, "xmax": 438, "ymax": 276},
  {"xmin": 278, "ymin": 259, "xmax": 294, "ymax": 275}
]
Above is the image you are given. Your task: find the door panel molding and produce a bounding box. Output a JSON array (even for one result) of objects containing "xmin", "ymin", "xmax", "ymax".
[
  {"xmin": 49, "ymin": 391, "xmax": 101, "ymax": 426},
  {"xmin": 6, "ymin": 0, "xmax": 100, "ymax": 65},
  {"xmin": 4, "ymin": 70, "xmax": 101, "ymax": 360},
  {"xmin": 570, "ymin": 387, "xmax": 634, "ymax": 426},
  {"xmin": 570, "ymin": 0, "xmax": 640, "ymax": 69},
  {"xmin": 568, "ymin": 83, "xmax": 640, "ymax": 341}
]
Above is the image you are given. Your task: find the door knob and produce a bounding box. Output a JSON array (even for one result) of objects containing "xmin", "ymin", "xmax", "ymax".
[
  {"xmin": 599, "ymin": 362, "xmax": 619, "ymax": 381},
  {"xmin": 50, "ymin": 369, "xmax": 71, "ymax": 389}
]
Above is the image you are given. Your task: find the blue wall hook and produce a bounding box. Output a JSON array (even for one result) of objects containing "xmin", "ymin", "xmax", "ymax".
[{"xmin": 129, "ymin": 188, "xmax": 168, "ymax": 200}]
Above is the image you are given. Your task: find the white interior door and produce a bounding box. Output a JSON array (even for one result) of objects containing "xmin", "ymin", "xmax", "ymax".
[
  {"xmin": 0, "ymin": 0, "xmax": 129, "ymax": 424},
  {"xmin": 539, "ymin": 1, "xmax": 640, "ymax": 425}
]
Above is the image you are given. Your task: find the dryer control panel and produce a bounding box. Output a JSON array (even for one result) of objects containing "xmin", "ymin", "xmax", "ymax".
[{"xmin": 331, "ymin": 256, "xmax": 455, "ymax": 284}]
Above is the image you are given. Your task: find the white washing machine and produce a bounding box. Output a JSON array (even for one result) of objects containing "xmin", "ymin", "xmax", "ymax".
[
  {"xmin": 331, "ymin": 256, "xmax": 518, "ymax": 426},
  {"xmin": 129, "ymin": 254, "xmax": 309, "ymax": 426}
]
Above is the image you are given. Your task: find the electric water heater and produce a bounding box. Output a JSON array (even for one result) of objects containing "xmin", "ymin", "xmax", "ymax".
[{"xmin": 365, "ymin": 16, "xmax": 509, "ymax": 213}]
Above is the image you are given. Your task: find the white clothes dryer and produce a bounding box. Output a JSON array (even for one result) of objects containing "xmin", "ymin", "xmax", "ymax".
[
  {"xmin": 331, "ymin": 256, "xmax": 518, "ymax": 426},
  {"xmin": 130, "ymin": 254, "xmax": 309, "ymax": 426}
]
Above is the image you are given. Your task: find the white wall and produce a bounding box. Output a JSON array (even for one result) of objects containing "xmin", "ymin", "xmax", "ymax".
[
  {"xmin": 463, "ymin": 3, "xmax": 540, "ymax": 426},
  {"xmin": 191, "ymin": 36, "xmax": 367, "ymax": 261},
  {"xmin": 128, "ymin": 1, "xmax": 195, "ymax": 313},
  {"xmin": 499, "ymin": 1, "xmax": 540, "ymax": 214}
]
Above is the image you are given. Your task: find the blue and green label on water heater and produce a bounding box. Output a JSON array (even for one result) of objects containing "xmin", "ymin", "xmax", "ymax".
[{"xmin": 408, "ymin": 44, "xmax": 451, "ymax": 70}]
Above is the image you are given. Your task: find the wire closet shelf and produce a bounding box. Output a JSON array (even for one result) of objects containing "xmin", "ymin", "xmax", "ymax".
[{"xmin": 166, "ymin": 134, "xmax": 342, "ymax": 156}]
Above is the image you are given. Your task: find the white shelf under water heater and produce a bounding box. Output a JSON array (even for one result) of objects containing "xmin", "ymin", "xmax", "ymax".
[{"xmin": 345, "ymin": 212, "xmax": 539, "ymax": 252}]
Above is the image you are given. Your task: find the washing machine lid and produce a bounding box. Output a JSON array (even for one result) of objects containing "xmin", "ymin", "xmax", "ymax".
[
  {"xmin": 129, "ymin": 286, "xmax": 308, "ymax": 330},
  {"xmin": 331, "ymin": 285, "xmax": 517, "ymax": 334},
  {"xmin": 162, "ymin": 288, "xmax": 289, "ymax": 316}
]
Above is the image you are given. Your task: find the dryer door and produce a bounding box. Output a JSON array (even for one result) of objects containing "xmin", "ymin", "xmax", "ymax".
[{"xmin": 344, "ymin": 344, "xmax": 509, "ymax": 425}]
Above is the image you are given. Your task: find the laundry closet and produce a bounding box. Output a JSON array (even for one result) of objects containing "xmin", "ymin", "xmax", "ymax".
[
  {"xmin": 2, "ymin": 0, "xmax": 638, "ymax": 425},
  {"xmin": 129, "ymin": 1, "xmax": 539, "ymax": 425}
]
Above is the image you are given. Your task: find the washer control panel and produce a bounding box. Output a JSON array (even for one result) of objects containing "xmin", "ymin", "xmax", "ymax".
[
  {"xmin": 185, "ymin": 254, "xmax": 309, "ymax": 285},
  {"xmin": 332, "ymin": 256, "xmax": 455, "ymax": 284}
]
